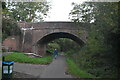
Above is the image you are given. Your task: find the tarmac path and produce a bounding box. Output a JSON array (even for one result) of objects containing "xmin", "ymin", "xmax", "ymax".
[
  {"xmin": 13, "ymin": 62, "xmax": 47, "ymax": 78},
  {"xmin": 13, "ymin": 55, "xmax": 73, "ymax": 78},
  {"xmin": 40, "ymin": 55, "xmax": 72, "ymax": 78}
]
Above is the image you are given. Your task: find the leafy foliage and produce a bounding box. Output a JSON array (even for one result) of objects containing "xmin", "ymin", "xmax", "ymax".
[
  {"xmin": 2, "ymin": 18, "xmax": 21, "ymax": 41},
  {"xmin": 3, "ymin": 2, "xmax": 50, "ymax": 22},
  {"xmin": 53, "ymin": 38, "xmax": 81, "ymax": 52},
  {"xmin": 2, "ymin": 2, "xmax": 21, "ymax": 41},
  {"xmin": 46, "ymin": 38, "xmax": 81, "ymax": 57},
  {"xmin": 69, "ymin": 2, "xmax": 119, "ymax": 78},
  {"xmin": 66, "ymin": 57, "xmax": 96, "ymax": 78},
  {"xmin": 47, "ymin": 42, "xmax": 60, "ymax": 53},
  {"xmin": 2, "ymin": 1, "xmax": 50, "ymax": 40},
  {"xmin": 69, "ymin": 2, "xmax": 95, "ymax": 23}
]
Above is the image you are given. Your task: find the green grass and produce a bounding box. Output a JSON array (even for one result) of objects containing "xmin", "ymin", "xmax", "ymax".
[
  {"xmin": 66, "ymin": 58, "xmax": 96, "ymax": 78},
  {"xmin": 3, "ymin": 52, "xmax": 52, "ymax": 64}
]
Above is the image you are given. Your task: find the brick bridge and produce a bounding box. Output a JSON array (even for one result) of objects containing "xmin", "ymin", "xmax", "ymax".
[{"xmin": 4, "ymin": 22, "xmax": 89, "ymax": 56}]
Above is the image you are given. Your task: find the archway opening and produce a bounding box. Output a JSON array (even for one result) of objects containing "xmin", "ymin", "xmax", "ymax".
[
  {"xmin": 36, "ymin": 32, "xmax": 85, "ymax": 56},
  {"xmin": 46, "ymin": 38, "xmax": 82, "ymax": 55},
  {"xmin": 37, "ymin": 32, "xmax": 85, "ymax": 46}
]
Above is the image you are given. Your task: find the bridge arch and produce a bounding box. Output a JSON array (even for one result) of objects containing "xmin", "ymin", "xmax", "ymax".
[
  {"xmin": 18, "ymin": 22, "xmax": 88, "ymax": 56},
  {"xmin": 34, "ymin": 32, "xmax": 85, "ymax": 56},
  {"xmin": 37, "ymin": 32, "xmax": 85, "ymax": 45}
]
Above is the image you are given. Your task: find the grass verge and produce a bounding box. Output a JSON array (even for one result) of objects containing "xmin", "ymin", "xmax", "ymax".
[
  {"xmin": 3, "ymin": 52, "xmax": 52, "ymax": 64},
  {"xmin": 66, "ymin": 58, "xmax": 96, "ymax": 78}
]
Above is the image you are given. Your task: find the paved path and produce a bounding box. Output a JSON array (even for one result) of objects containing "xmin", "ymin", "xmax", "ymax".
[
  {"xmin": 40, "ymin": 55, "xmax": 72, "ymax": 78},
  {"xmin": 2, "ymin": 52, "xmax": 13, "ymax": 56},
  {"xmin": 13, "ymin": 62, "xmax": 47, "ymax": 78},
  {"xmin": 13, "ymin": 55, "xmax": 72, "ymax": 78}
]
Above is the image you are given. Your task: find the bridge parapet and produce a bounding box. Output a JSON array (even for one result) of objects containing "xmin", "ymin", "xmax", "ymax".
[{"xmin": 18, "ymin": 22, "xmax": 88, "ymax": 29}]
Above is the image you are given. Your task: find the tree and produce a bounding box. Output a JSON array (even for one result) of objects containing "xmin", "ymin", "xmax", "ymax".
[
  {"xmin": 2, "ymin": 2, "xmax": 21, "ymax": 41},
  {"xmin": 2, "ymin": 1, "xmax": 51, "ymax": 40},
  {"xmin": 2, "ymin": 18, "xmax": 21, "ymax": 41},
  {"xmin": 69, "ymin": 2, "xmax": 95, "ymax": 23},
  {"xmin": 69, "ymin": 2, "xmax": 119, "ymax": 78},
  {"xmin": 3, "ymin": 1, "xmax": 50, "ymax": 22}
]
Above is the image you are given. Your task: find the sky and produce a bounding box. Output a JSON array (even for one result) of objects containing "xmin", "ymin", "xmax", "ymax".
[{"xmin": 44, "ymin": 0, "xmax": 87, "ymax": 21}]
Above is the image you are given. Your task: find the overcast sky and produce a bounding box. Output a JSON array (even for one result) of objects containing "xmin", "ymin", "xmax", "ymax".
[{"xmin": 44, "ymin": 0, "xmax": 87, "ymax": 21}]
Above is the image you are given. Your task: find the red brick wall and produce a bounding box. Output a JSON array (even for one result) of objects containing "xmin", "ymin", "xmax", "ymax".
[{"xmin": 2, "ymin": 36, "xmax": 21, "ymax": 51}]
